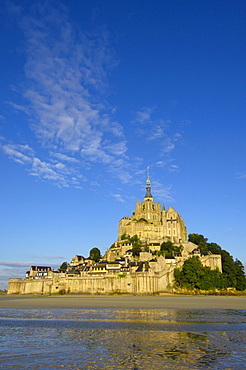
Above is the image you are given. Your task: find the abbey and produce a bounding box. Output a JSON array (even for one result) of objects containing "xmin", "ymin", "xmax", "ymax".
[
  {"xmin": 8, "ymin": 172, "xmax": 222, "ymax": 295},
  {"xmin": 118, "ymin": 171, "xmax": 187, "ymax": 245}
]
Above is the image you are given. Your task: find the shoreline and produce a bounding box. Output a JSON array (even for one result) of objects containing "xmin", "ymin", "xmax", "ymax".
[{"xmin": 1, "ymin": 294, "xmax": 246, "ymax": 309}]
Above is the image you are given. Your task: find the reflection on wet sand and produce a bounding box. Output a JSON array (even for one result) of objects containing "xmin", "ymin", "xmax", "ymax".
[
  {"xmin": 1, "ymin": 307, "xmax": 246, "ymax": 323},
  {"xmin": 61, "ymin": 328, "xmax": 244, "ymax": 369},
  {"xmin": 0, "ymin": 308, "xmax": 245, "ymax": 369}
]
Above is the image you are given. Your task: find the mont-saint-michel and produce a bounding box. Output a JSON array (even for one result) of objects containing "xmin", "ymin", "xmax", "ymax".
[{"xmin": 8, "ymin": 173, "xmax": 224, "ymax": 295}]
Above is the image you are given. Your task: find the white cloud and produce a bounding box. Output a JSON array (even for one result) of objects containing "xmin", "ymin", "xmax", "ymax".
[
  {"xmin": 236, "ymin": 172, "xmax": 246, "ymax": 179},
  {"xmin": 132, "ymin": 107, "xmax": 176, "ymax": 144},
  {"xmin": 147, "ymin": 123, "xmax": 166, "ymax": 141},
  {"xmin": 22, "ymin": 6, "xmax": 124, "ymax": 159},
  {"xmin": 50, "ymin": 152, "xmax": 79, "ymax": 163},
  {"xmin": 132, "ymin": 107, "xmax": 185, "ymax": 164},
  {"xmin": 155, "ymin": 159, "xmax": 180, "ymax": 173},
  {"xmin": 91, "ymin": 181, "xmax": 101, "ymax": 187},
  {"xmin": 29, "ymin": 255, "xmax": 66, "ymax": 260},
  {"xmin": 105, "ymin": 140, "xmax": 128, "ymax": 156},
  {"xmin": 152, "ymin": 180, "xmax": 174, "ymax": 202},
  {"xmin": 2, "ymin": 143, "xmax": 34, "ymax": 164},
  {"xmin": 2, "ymin": 2, "xmax": 130, "ymax": 185},
  {"xmin": 31, "ymin": 157, "xmax": 63, "ymax": 181},
  {"xmin": 155, "ymin": 161, "xmax": 165, "ymax": 167},
  {"xmin": 2, "ymin": 2, "xmax": 187, "ymax": 192},
  {"xmin": 5, "ymin": 101, "xmax": 29, "ymax": 114},
  {"xmin": 133, "ymin": 107, "xmax": 155, "ymax": 124},
  {"xmin": 1, "ymin": 141, "xmax": 84, "ymax": 187},
  {"xmin": 112, "ymin": 194, "xmax": 124, "ymax": 202},
  {"xmin": 108, "ymin": 159, "xmax": 132, "ymax": 183},
  {"xmin": 0, "ymin": 261, "xmax": 35, "ymax": 268},
  {"xmin": 169, "ymin": 164, "xmax": 179, "ymax": 173},
  {"xmin": 162, "ymin": 138, "xmax": 175, "ymax": 153}
]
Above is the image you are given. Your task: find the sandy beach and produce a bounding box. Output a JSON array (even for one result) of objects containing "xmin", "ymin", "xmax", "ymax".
[{"xmin": 0, "ymin": 294, "xmax": 246, "ymax": 309}]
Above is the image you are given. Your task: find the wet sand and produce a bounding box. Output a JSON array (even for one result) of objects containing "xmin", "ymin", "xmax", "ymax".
[{"xmin": 0, "ymin": 294, "xmax": 246, "ymax": 309}]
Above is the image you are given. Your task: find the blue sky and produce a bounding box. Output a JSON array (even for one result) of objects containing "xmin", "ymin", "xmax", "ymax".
[{"xmin": 0, "ymin": 0, "xmax": 245, "ymax": 289}]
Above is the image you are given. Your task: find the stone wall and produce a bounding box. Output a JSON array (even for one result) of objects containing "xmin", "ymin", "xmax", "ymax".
[
  {"xmin": 8, "ymin": 271, "xmax": 172, "ymax": 295},
  {"xmin": 200, "ymin": 254, "xmax": 222, "ymax": 272},
  {"xmin": 8, "ymin": 254, "xmax": 222, "ymax": 295}
]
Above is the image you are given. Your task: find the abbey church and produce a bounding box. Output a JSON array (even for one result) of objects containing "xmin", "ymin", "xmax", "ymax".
[{"xmin": 118, "ymin": 171, "xmax": 187, "ymax": 245}]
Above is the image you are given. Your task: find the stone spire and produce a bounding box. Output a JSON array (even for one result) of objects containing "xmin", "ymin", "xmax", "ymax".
[{"xmin": 144, "ymin": 166, "xmax": 153, "ymax": 198}]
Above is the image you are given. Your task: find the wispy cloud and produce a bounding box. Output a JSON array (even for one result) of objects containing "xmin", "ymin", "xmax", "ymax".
[
  {"xmin": 132, "ymin": 107, "xmax": 183, "ymax": 154},
  {"xmin": 169, "ymin": 164, "xmax": 180, "ymax": 173},
  {"xmin": 50, "ymin": 152, "xmax": 80, "ymax": 163},
  {"xmin": 132, "ymin": 107, "xmax": 168, "ymax": 141},
  {"xmin": 29, "ymin": 255, "xmax": 66, "ymax": 261},
  {"xmin": 162, "ymin": 138, "xmax": 175, "ymax": 153},
  {"xmin": 5, "ymin": 101, "xmax": 30, "ymax": 114},
  {"xmin": 152, "ymin": 181, "xmax": 174, "ymax": 202},
  {"xmin": 2, "ymin": 2, "xmax": 130, "ymax": 186},
  {"xmin": 1, "ymin": 141, "xmax": 83, "ymax": 187},
  {"xmin": 22, "ymin": 5, "xmax": 126, "ymax": 158},
  {"xmin": 2, "ymin": 143, "xmax": 34, "ymax": 165},
  {"xmin": 2, "ymin": 3, "xmax": 188, "ymax": 193},
  {"xmin": 133, "ymin": 107, "xmax": 155, "ymax": 124},
  {"xmin": 112, "ymin": 194, "xmax": 124, "ymax": 202},
  {"xmin": 236, "ymin": 172, "xmax": 246, "ymax": 179},
  {"xmin": 0, "ymin": 261, "xmax": 35, "ymax": 268},
  {"xmin": 0, "ymin": 260, "xmax": 63, "ymax": 268},
  {"xmin": 155, "ymin": 159, "xmax": 180, "ymax": 174}
]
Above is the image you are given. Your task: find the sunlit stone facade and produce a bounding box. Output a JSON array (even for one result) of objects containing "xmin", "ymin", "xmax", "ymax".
[{"xmin": 118, "ymin": 173, "xmax": 187, "ymax": 244}]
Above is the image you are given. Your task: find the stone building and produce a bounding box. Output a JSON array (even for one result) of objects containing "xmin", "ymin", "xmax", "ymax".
[
  {"xmin": 118, "ymin": 170, "xmax": 187, "ymax": 245},
  {"xmin": 8, "ymin": 171, "xmax": 222, "ymax": 295}
]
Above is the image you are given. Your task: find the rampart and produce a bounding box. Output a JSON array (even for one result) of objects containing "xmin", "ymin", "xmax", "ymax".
[
  {"xmin": 8, "ymin": 267, "xmax": 176, "ymax": 295},
  {"xmin": 8, "ymin": 254, "xmax": 222, "ymax": 295}
]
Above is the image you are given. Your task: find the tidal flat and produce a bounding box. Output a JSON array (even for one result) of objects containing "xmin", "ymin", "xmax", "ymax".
[
  {"xmin": 0, "ymin": 295, "xmax": 245, "ymax": 369},
  {"xmin": 1, "ymin": 294, "xmax": 246, "ymax": 309}
]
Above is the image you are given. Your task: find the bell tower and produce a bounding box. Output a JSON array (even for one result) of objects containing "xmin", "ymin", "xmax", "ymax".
[{"xmin": 144, "ymin": 166, "xmax": 153, "ymax": 199}]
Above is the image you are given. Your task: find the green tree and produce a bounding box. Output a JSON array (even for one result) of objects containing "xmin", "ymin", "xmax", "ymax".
[
  {"xmin": 181, "ymin": 257, "xmax": 205, "ymax": 289},
  {"xmin": 160, "ymin": 241, "xmax": 183, "ymax": 256},
  {"xmin": 186, "ymin": 233, "xmax": 246, "ymax": 291},
  {"xmin": 59, "ymin": 262, "xmax": 68, "ymax": 272},
  {"xmin": 222, "ymin": 255, "xmax": 237, "ymax": 287},
  {"xmin": 234, "ymin": 259, "xmax": 246, "ymax": 291},
  {"xmin": 207, "ymin": 242, "xmax": 222, "ymax": 254},
  {"xmin": 188, "ymin": 234, "xmax": 208, "ymax": 245},
  {"xmin": 188, "ymin": 234, "xmax": 222, "ymax": 256},
  {"xmin": 89, "ymin": 247, "xmax": 101, "ymax": 262},
  {"xmin": 219, "ymin": 250, "xmax": 246, "ymax": 290},
  {"xmin": 199, "ymin": 267, "xmax": 226, "ymax": 290},
  {"xmin": 174, "ymin": 256, "xmax": 226, "ymax": 290},
  {"xmin": 160, "ymin": 241, "xmax": 174, "ymax": 255},
  {"xmin": 130, "ymin": 234, "xmax": 143, "ymax": 257},
  {"xmin": 198, "ymin": 241, "xmax": 209, "ymax": 256}
]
